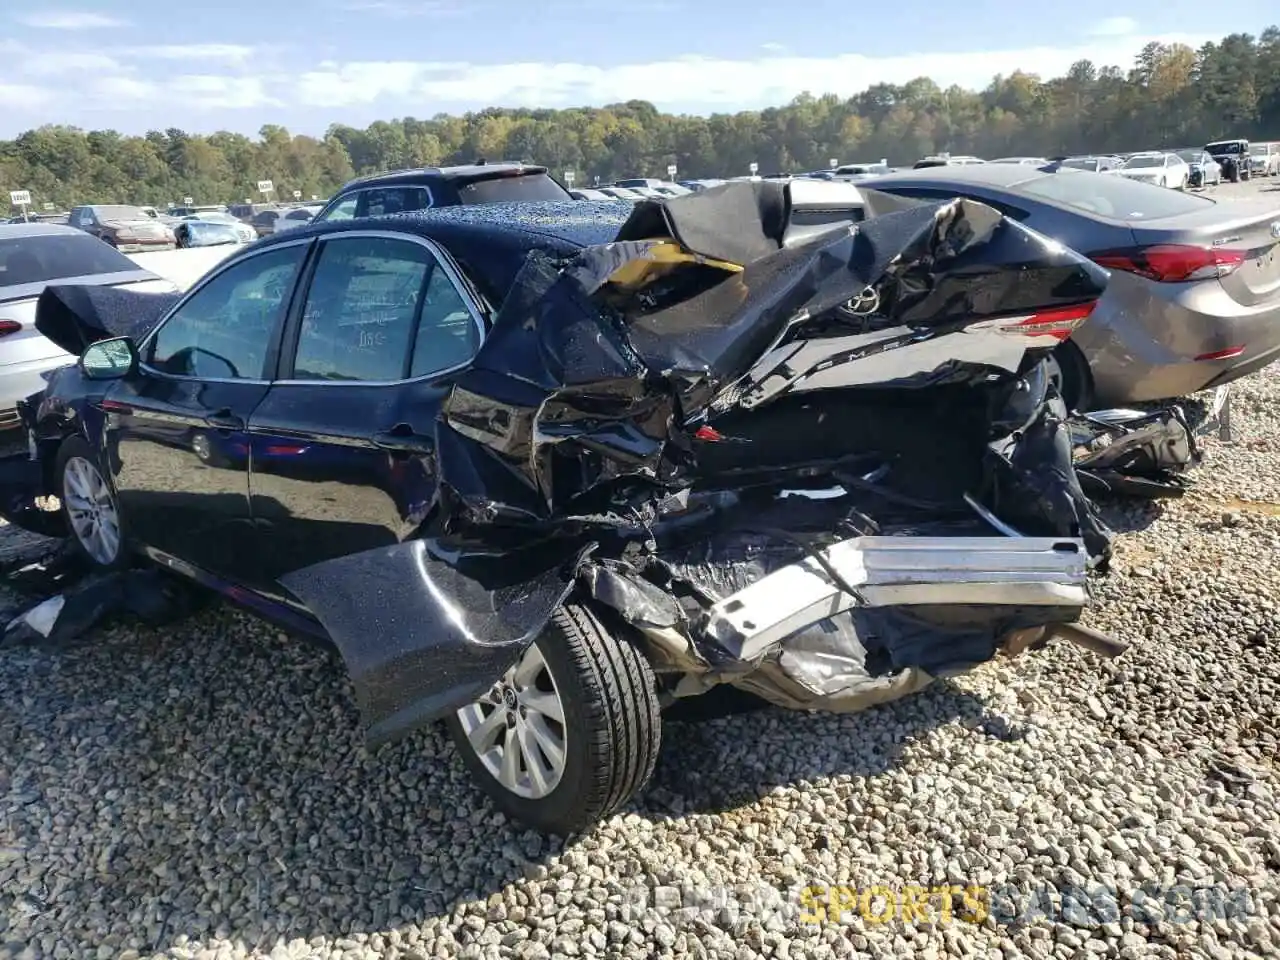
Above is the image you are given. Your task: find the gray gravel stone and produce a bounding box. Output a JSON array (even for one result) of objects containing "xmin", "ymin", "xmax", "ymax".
[{"xmin": 2, "ymin": 278, "xmax": 1279, "ymax": 957}]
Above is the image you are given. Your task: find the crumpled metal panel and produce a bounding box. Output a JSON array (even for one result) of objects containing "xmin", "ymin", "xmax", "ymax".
[
  {"xmin": 279, "ymin": 537, "xmax": 581, "ymax": 747},
  {"xmin": 34, "ymin": 283, "xmax": 180, "ymax": 356},
  {"xmin": 435, "ymin": 187, "xmax": 1109, "ymax": 541}
]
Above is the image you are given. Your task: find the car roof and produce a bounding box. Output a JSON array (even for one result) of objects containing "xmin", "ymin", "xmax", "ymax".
[
  {"xmin": 255, "ymin": 199, "xmax": 632, "ymax": 252},
  {"xmin": 0, "ymin": 222, "xmax": 86, "ymax": 239},
  {"xmin": 867, "ymin": 163, "xmax": 1054, "ymax": 188},
  {"xmin": 337, "ymin": 162, "xmax": 549, "ymax": 191}
]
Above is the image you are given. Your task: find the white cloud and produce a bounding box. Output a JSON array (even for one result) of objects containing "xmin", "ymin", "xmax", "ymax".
[
  {"xmin": 331, "ymin": 0, "xmax": 466, "ymax": 17},
  {"xmin": 291, "ymin": 32, "xmax": 1222, "ymax": 113},
  {"xmin": 172, "ymin": 75, "xmax": 279, "ymax": 109},
  {"xmin": 15, "ymin": 11, "xmax": 126, "ymax": 29},
  {"xmin": 0, "ymin": 83, "xmax": 56, "ymax": 109},
  {"xmin": 124, "ymin": 43, "xmax": 258, "ymax": 64},
  {"xmin": 18, "ymin": 52, "xmax": 123, "ymax": 76},
  {"xmin": 760, "ymin": 42, "xmax": 789, "ymax": 55},
  {"xmin": 88, "ymin": 76, "xmax": 157, "ymax": 102},
  {"xmin": 0, "ymin": 31, "xmax": 1227, "ymax": 135},
  {"xmin": 1089, "ymin": 16, "xmax": 1138, "ymax": 37}
]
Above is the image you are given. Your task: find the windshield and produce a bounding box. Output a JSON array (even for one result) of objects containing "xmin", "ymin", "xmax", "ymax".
[
  {"xmin": 1060, "ymin": 158, "xmax": 1098, "ymax": 171},
  {"xmin": 1206, "ymin": 141, "xmax": 1243, "ymax": 154},
  {"xmin": 1123, "ymin": 156, "xmax": 1162, "ymax": 169},
  {"xmin": 1016, "ymin": 170, "xmax": 1214, "ymax": 220},
  {"xmin": 94, "ymin": 205, "xmax": 151, "ymax": 221},
  {"xmin": 456, "ymin": 173, "xmax": 570, "ymax": 204},
  {"xmin": 193, "ymin": 212, "xmax": 237, "ymax": 223},
  {"xmin": 1176, "ymin": 150, "xmax": 1202, "ymax": 163},
  {"xmin": 0, "ymin": 232, "xmax": 139, "ymax": 288}
]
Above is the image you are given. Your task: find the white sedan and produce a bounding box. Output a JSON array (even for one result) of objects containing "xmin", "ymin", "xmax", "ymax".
[
  {"xmin": 1114, "ymin": 152, "xmax": 1190, "ymax": 190},
  {"xmin": 182, "ymin": 211, "xmax": 256, "ymax": 243},
  {"xmin": 0, "ymin": 224, "xmax": 177, "ymax": 428}
]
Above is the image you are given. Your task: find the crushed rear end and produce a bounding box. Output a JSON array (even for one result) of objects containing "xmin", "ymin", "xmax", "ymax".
[{"xmin": 285, "ymin": 182, "xmax": 1119, "ymax": 738}]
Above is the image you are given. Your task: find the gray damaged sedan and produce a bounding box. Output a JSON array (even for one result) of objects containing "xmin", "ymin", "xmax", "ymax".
[{"xmin": 862, "ymin": 164, "xmax": 1280, "ymax": 409}]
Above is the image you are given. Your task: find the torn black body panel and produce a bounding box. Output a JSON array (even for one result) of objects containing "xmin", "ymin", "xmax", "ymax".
[
  {"xmin": 34, "ymin": 283, "xmax": 181, "ymax": 356},
  {"xmin": 279, "ymin": 537, "xmax": 582, "ymax": 747}
]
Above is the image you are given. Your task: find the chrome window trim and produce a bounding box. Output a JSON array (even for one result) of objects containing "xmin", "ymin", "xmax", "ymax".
[
  {"xmin": 272, "ymin": 229, "xmax": 486, "ymax": 388},
  {"xmin": 135, "ymin": 235, "xmax": 315, "ymax": 385},
  {"xmin": 315, "ymin": 184, "xmax": 436, "ymax": 224}
]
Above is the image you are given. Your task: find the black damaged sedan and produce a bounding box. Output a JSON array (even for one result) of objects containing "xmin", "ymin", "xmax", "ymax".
[{"xmin": 5, "ymin": 183, "xmax": 1121, "ymax": 834}]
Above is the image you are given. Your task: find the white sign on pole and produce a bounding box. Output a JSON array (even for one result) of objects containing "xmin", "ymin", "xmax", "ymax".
[
  {"xmin": 183, "ymin": 196, "xmax": 194, "ymax": 206},
  {"xmin": 311, "ymin": 195, "xmax": 319, "ymax": 201},
  {"xmin": 292, "ymin": 190, "xmax": 302, "ymax": 200},
  {"xmin": 564, "ymin": 170, "xmax": 575, "ymax": 185},
  {"xmin": 43, "ymin": 202, "xmax": 54, "ymax": 211},
  {"xmin": 829, "ymin": 158, "xmax": 839, "ymax": 169},
  {"xmin": 666, "ymin": 164, "xmax": 677, "ymax": 178},
  {"xmin": 257, "ymin": 179, "xmax": 274, "ymax": 194},
  {"xmin": 748, "ymin": 162, "xmax": 759, "ymax": 175},
  {"xmin": 9, "ymin": 190, "xmax": 31, "ymax": 206}
]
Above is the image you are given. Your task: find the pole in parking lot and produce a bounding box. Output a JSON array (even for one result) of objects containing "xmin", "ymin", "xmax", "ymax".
[
  {"xmin": 257, "ymin": 179, "xmax": 274, "ymax": 203},
  {"xmin": 830, "ymin": 158, "xmax": 838, "ymax": 169},
  {"xmin": 749, "ymin": 162, "xmax": 759, "ymax": 177},
  {"xmin": 564, "ymin": 170, "xmax": 575, "ymax": 187},
  {"xmin": 667, "ymin": 164, "xmax": 677, "ymax": 180},
  {"xmin": 292, "ymin": 190, "xmax": 302, "ymax": 201}
]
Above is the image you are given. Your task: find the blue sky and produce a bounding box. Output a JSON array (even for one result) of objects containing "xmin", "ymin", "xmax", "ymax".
[{"xmin": 0, "ymin": 3, "xmax": 1274, "ymax": 138}]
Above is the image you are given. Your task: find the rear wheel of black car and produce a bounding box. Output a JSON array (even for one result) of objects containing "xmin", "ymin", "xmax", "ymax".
[
  {"xmin": 56, "ymin": 436, "xmax": 127, "ymax": 570},
  {"xmin": 447, "ymin": 602, "xmax": 661, "ymax": 835}
]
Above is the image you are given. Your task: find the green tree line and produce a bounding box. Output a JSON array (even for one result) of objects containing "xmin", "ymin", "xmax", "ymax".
[{"xmin": 4, "ymin": 27, "xmax": 1280, "ymax": 211}]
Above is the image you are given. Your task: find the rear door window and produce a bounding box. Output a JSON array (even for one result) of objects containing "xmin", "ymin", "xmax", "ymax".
[
  {"xmin": 874, "ymin": 185, "xmax": 1030, "ymax": 220},
  {"xmin": 353, "ymin": 187, "xmax": 432, "ymax": 219},
  {"xmin": 289, "ymin": 235, "xmax": 482, "ymax": 382},
  {"xmin": 1015, "ymin": 171, "xmax": 1213, "ymax": 220},
  {"xmin": 316, "ymin": 196, "xmax": 358, "ymax": 222},
  {"xmin": 291, "ymin": 235, "xmax": 432, "ymax": 382},
  {"xmin": 456, "ymin": 173, "xmax": 570, "ymax": 204}
]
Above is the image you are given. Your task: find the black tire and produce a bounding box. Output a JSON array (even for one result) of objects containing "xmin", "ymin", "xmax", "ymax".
[
  {"xmin": 1046, "ymin": 340, "xmax": 1094, "ymax": 413},
  {"xmin": 447, "ymin": 601, "xmax": 661, "ymax": 835},
  {"xmin": 55, "ymin": 435, "xmax": 129, "ymax": 571}
]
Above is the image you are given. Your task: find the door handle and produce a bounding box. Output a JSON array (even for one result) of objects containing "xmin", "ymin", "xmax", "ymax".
[
  {"xmin": 205, "ymin": 409, "xmax": 243, "ymax": 431},
  {"xmin": 370, "ymin": 426, "xmax": 433, "ymax": 455}
]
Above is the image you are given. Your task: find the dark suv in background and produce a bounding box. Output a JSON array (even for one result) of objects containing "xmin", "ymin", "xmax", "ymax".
[
  {"xmin": 311, "ymin": 161, "xmax": 571, "ymax": 224},
  {"xmin": 1205, "ymin": 139, "xmax": 1251, "ymax": 182}
]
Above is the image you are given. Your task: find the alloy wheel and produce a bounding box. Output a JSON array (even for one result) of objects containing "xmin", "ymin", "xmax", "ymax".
[
  {"xmin": 192, "ymin": 433, "xmax": 212, "ymax": 463},
  {"xmin": 455, "ymin": 642, "xmax": 568, "ymax": 799},
  {"xmin": 62, "ymin": 456, "xmax": 121, "ymax": 566}
]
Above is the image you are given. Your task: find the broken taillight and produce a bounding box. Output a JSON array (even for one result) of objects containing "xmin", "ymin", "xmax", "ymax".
[
  {"xmin": 992, "ymin": 300, "xmax": 1098, "ymax": 341},
  {"xmin": 1090, "ymin": 244, "xmax": 1246, "ymax": 282},
  {"xmin": 0, "ymin": 320, "xmax": 23, "ymax": 337}
]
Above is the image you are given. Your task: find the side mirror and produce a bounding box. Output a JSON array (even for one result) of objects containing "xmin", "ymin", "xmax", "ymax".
[{"xmin": 81, "ymin": 336, "xmax": 138, "ymax": 380}]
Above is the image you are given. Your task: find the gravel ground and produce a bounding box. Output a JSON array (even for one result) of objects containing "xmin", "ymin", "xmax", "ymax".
[{"xmin": 2, "ymin": 187, "xmax": 1280, "ymax": 960}]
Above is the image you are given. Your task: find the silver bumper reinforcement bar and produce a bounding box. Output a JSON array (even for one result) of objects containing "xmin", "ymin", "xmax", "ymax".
[{"xmin": 700, "ymin": 536, "xmax": 1090, "ymax": 661}]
